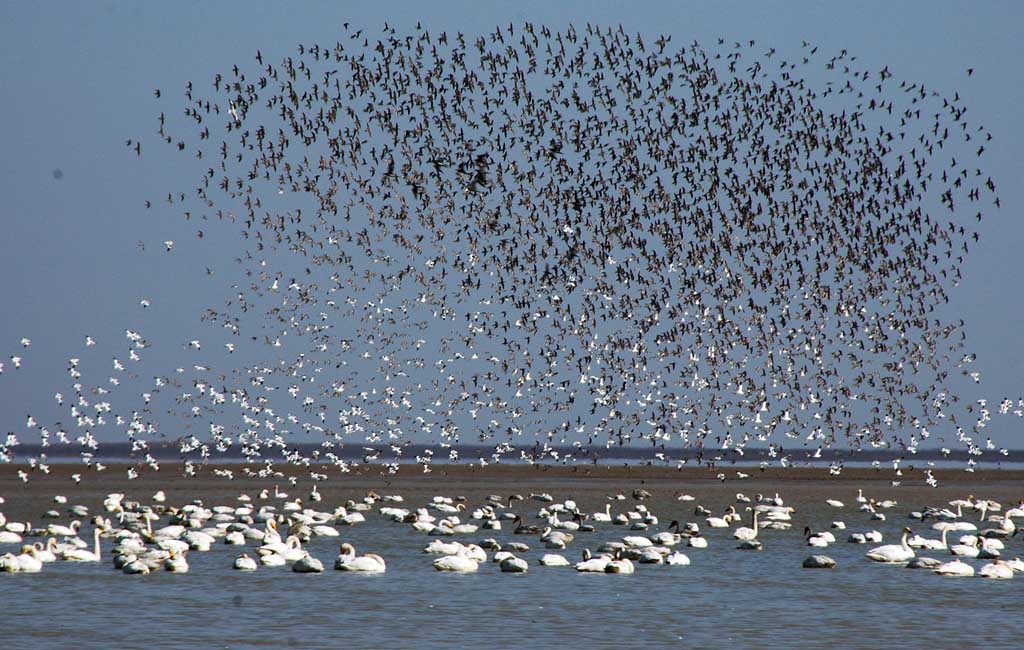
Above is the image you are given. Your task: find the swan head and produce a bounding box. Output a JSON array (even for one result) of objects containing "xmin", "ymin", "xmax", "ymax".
[{"xmin": 339, "ymin": 543, "xmax": 355, "ymax": 556}]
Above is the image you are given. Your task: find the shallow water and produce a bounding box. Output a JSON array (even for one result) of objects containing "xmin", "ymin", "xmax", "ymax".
[{"xmin": 2, "ymin": 475, "xmax": 1022, "ymax": 649}]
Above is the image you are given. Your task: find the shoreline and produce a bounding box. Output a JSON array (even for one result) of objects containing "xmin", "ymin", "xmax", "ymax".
[{"xmin": 2, "ymin": 462, "xmax": 1022, "ymax": 484}]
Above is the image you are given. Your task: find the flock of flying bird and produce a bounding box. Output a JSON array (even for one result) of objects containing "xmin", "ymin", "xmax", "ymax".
[
  {"xmin": 0, "ymin": 22, "xmax": 1014, "ymax": 483},
  {"xmin": 1, "ymin": 486, "xmax": 1021, "ymax": 579}
]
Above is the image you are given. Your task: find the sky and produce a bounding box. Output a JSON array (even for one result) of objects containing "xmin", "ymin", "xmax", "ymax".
[{"xmin": 0, "ymin": 1, "xmax": 1022, "ymax": 448}]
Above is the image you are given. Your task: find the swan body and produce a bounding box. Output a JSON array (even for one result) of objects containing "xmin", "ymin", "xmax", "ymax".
[
  {"xmin": 934, "ymin": 559, "xmax": 974, "ymax": 577},
  {"xmin": 11, "ymin": 547, "xmax": 43, "ymax": 572},
  {"xmin": 592, "ymin": 505, "xmax": 612, "ymax": 522},
  {"xmin": 33, "ymin": 540, "xmax": 58, "ymax": 562},
  {"xmin": 575, "ymin": 549, "xmax": 611, "ymax": 572},
  {"xmin": 233, "ymin": 553, "xmax": 258, "ymax": 571},
  {"xmin": 636, "ymin": 548, "xmax": 664, "ymax": 564},
  {"xmin": 164, "ymin": 552, "xmax": 189, "ymax": 573},
  {"xmin": 866, "ymin": 528, "xmax": 914, "ymax": 563},
  {"xmin": 0, "ymin": 553, "xmax": 21, "ymax": 572},
  {"xmin": 432, "ymin": 554, "xmax": 479, "ymax": 572},
  {"xmin": 1003, "ymin": 557, "xmax": 1024, "ymax": 572},
  {"xmin": 424, "ymin": 540, "xmax": 463, "ymax": 556},
  {"xmin": 122, "ymin": 558, "xmax": 151, "ymax": 575},
  {"xmin": 802, "ymin": 555, "xmax": 836, "ymax": 569},
  {"xmin": 292, "ymin": 552, "xmax": 324, "ymax": 573},
  {"xmin": 665, "ymin": 551, "xmax": 691, "ymax": 566},
  {"xmin": 734, "ymin": 510, "xmax": 760, "ymax": 541},
  {"xmin": 62, "ymin": 529, "xmax": 101, "ymax": 562},
  {"xmin": 0, "ymin": 531, "xmax": 23, "ymax": 545},
  {"xmin": 622, "ymin": 535, "xmax": 653, "ymax": 548},
  {"xmin": 46, "ymin": 521, "xmax": 80, "ymax": 537},
  {"xmin": 259, "ymin": 552, "xmax": 286, "ymax": 567},
  {"xmin": 500, "ymin": 556, "xmax": 529, "ymax": 573},
  {"xmin": 906, "ymin": 556, "xmax": 942, "ymax": 569},
  {"xmin": 950, "ymin": 542, "xmax": 980, "ymax": 558},
  {"xmin": 339, "ymin": 513, "xmax": 365, "ymax": 526},
  {"xmin": 539, "ymin": 554, "xmax": 570, "ymax": 566},
  {"xmin": 334, "ymin": 544, "xmax": 386, "ymax": 573},
  {"xmin": 979, "ymin": 561, "xmax": 1014, "ymax": 579},
  {"xmin": 605, "ymin": 557, "xmax": 635, "ymax": 574}
]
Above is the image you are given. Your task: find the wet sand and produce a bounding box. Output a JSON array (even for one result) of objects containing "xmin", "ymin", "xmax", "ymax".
[{"xmin": 2, "ymin": 462, "xmax": 1021, "ymax": 524}]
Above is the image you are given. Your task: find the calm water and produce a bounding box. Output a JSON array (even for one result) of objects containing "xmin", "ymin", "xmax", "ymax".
[{"xmin": 2, "ymin": 475, "xmax": 1022, "ymax": 649}]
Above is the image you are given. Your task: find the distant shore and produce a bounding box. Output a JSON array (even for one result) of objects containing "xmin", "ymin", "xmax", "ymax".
[{"xmin": 2, "ymin": 462, "xmax": 1022, "ymax": 484}]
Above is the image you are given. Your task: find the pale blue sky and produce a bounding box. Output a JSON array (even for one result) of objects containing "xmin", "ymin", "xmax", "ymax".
[{"xmin": 0, "ymin": 1, "xmax": 1022, "ymax": 447}]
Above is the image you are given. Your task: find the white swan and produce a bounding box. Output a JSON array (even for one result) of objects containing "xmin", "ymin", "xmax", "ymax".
[
  {"xmin": 258, "ymin": 551, "xmax": 286, "ymax": 567},
  {"xmin": 260, "ymin": 535, "xmax": 305, "ymax": 562},
  {"xmin": 539, "ymin": 554, "xmax": 570, "ymax": 566},
  {"xmin": 34, "ymin": 540, "xmax": 58, "ymax": 562},
  {"xmin": 950, "ymin": 539, "xmax": 981, "ymax": 558},
  {"xmin": 575, "ymin": 549, "xmax": 611, "ymax": 572},
  {"xmin": 592, "ymin": 504, "xmax": 612, "ymax": 523},
  {"xmin": 122, "ymin": 557, "xmax": 151, "ymax": 575},
  {"xmin": 736, "ymin": 515, "xmax": 762, "ymax": 550},
  {"xmin": 62, "ymin": 528, "xmax": 101, "ymax": 562},
  {"xmin": 605, "ymin": 552, "xmax": 635, "ymax": 574},
  {"xmin": 0, "ymin": 553, "xmax": 21, "ymax": 572},
  {"xmin": 911, "ymin": 528, "xmax": 949, "ymax": 551},
  {"xmin": 706, "ymin": 506, "xmax": 735, "ymax": 528},
  {"xmin": 338, "ymin": 512, "xmax": 366, "ymax": 526},
  {"xmin": 979, "ymin": 560, "xmax": 1014, "ymax": 579},
  {"xmin": 665, "ymin": 551, "xmax": 691, "ymax": 566},
  {"xmin": 622, "ymin": 535, "xmax": 653, "ymax": 548},
  {"xmin": 312, "ymin": 524, "xmax": 340, "ymax": 537},
  {"xmin": 934, "ymin": 559, "xmax": 974, "ymax": 577},
  {"xmin": 805, "ymin": 527, "xmax": 834, "ymax": 547},
  {"xmin": 291, "ymin": 551, "xmax": 324, "ymax": 573},
  {"xmin": 734, "ymin": 509, "xmax": 760, "ymax": 541},
  {"xmin": 906, "ymin": 556, "xmax": 942, "ymax": 569},
  {"xmin": 233, "ymin": 553, "xmax": 258, "ymax": 571},
  {"xmin": 334, "ymin": 543, "xmax": 386, "ymax": 573},
  {"xmin": 424, "ymin": 540, "xmax": 463, "ymax": 556},
  {"xmin": 802, "ymin": 555, "xmax": 836, "ymax": 568},
  {"xmin": 46, "ymin": 520, "xmax": 81, "ymax": 537},
  {"xmin": 500, "ymin": 556, "xmax": 529, "ymax": 573},
  {"xmin": 1004, "ymin": 557, "xmax": 1024, "ymax": 572},
  {"xmin": 0, "ymin": 530, "xmax": 23, "ymax": 545},
  {"xmin": 432, "ymin": 553, "xmax": 479, "ymax": 572},
  {"xmin": 13, "ymin": 546, "xmax": 43, "ymax": 573},
  {"xmin": 865, "ymin": 528, "xmax": 914, "ymax": 563},
  {"xmin": 164, "ymin": 551, "xmax": 189, "ymax": 573}
]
